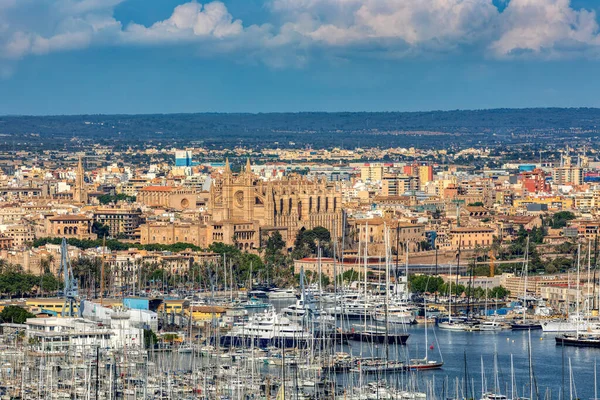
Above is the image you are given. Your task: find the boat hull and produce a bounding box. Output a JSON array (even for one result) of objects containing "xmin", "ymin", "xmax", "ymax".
[
  {"xmin": 350, "ymin": 332, "xmax": 409, "ymax": 345},
  {"xmin": 437, "ymin": 322, "xmax": 468, "ymax": 331},
  {"xmin": 555, "ymin": 335, "xmax": 600, "ymax": 348},
  {"xmin": 511, "ymin": 322, "xmax": 542, "ymax": 330},
  {"xmin": 405, "ymin": 361, "xmax": 444, "ymax": 371},
  {"xmin": 541, "ymin": 320, "xmax": 584, "ymax": 333},
  {"xmin": 218, "ymin": 335, "xmax": 311, "ymax": 349},
  {"xmin": 372, "ymin": 314, "xmax": 416, "ymax": 325}
]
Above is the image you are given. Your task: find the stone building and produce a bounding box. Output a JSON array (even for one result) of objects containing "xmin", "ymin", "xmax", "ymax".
[
  {"xmin": 137, "ymin": 186, "xmax": 198, "ymax": 210},
  {"xmin": 139, "ymin": 220, "xmax": 207, "ymax": 247},
  {"xmin": 209, "ymin": 159, "xmax": 343, "ymax": 248},
  {"xmin": 46, "ymin": 215, "xmax": 96, "ymax": 240},
  {"xmin": 0, "ymin": 224, "xmax": 35, "ymax": 247},
  {"xmin": 138, "ymin": 159, "xmax": 343, "ymax": 251},
  {"xmin": 449, "ymin": 226, "xmax": 494, "ymax": 250},
  {"xmin": 347, "ymin": 218, "xmax": 426, "ymax": 256}
]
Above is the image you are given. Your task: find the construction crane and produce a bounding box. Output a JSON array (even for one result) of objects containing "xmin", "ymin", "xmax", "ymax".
[{"xmin": 60, "ymin": 238, "xmax": 79, "ymax": 317}]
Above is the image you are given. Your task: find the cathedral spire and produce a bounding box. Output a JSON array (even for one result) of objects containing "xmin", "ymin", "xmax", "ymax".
[
  {"xmin": 246, "ymin": 157, "xmax": 252, "ymax": 173},
  {"xmin": 224, "ymin": 158, "xmax": 231, "ymax": 173},
  {"xmin": 74, "ymin": 154, "xmax": 87, "ymax": 203}
]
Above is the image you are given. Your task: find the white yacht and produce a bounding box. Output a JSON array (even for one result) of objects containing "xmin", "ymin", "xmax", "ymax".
[
  {"xmin": 281, "ymin": 297, "xmax": 335, "ymax": 327},
  {"xmin": 219, "ymin": 309, "xmax": 313, "ymax": 348},
  {"xmin": 541, "ymin": 314, "xmax": 591, "ymax": 333},
  {"xmin": 477, "ymin": 320, "xmax": 505, "ymax": 332},
  {"xmin": 372, "ymin": 305, "xmax": 416, "ymax": 325},
  {"xmin": 267, "ymin": 288, "xmax": 297, "ymax": 300},
  {"xmin": 437, "ymin": 320, "xmax": 470, "ymax": 331}
]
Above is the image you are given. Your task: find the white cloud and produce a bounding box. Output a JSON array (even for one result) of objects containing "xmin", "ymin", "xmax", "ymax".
[
  {"xmin": 123, "ymin": 2, "xmax": 243, "ymax": 44},
  {"xmin": 1, "ymin": 0, "xmax": 600, "ymax": 67},
  {"xmin": 491, "ymin": 0, "xmax": 600, "ymax": 56},
  {"xmin": 271, "ymin": 0, "xmax": 499, "ymax": 47}
]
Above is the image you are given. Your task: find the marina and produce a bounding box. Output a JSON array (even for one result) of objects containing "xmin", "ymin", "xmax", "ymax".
[{"xmin": 1, "ymin": 319, "xmax": 600, "ymax": 398}]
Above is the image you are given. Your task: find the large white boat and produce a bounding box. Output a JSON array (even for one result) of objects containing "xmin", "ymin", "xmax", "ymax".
[
  {"xmin": 219, "ymin": 309, "xmax": 313, "ymax": 348},
  {"xmin": 541, "ymin": 318, "xmax": 588, "ymax": 333},
  {"xmin": 341, "ymin": 299, "xmax": 375, "ymax": 318},
  {"xmin": 267, "ymin": 288, "xmax": 297, "ymax": 300},
  {"xmin": 372, "ymin": 305, "xmax": 416, "ymax": 325},
  {"xmin": 477, "ymin": 320, "xmax": 506, "ymax": 332},
  {"xmin": 437, "ymin": 320, "xmax": 470, "ymax": 331},
  {"xmin": 281, "ymin": 295, "xmax": 335, "ymax": 330}
]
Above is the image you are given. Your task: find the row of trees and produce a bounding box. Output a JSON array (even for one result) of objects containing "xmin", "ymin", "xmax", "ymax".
[
  {"xmin": 0, "ymin": 271, "xmax": 61, "ymax": 297},
  {"xmin": 0, "ymin": 305, "xmax": 35, "ymax": 324},
  {"xmin": 34, "ymin": 237, "xmax": 204, "ymax": 252},
  {"xmin": 408, "ymin": 275, "xmax": 509, "ymax": 299}
]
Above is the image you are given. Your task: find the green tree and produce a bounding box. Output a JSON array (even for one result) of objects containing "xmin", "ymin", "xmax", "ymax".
[
  {"xmin": 419, "ymin": 240, "xmax": 433, "ymax": 251},
  {"xmin": 40, "ymin": 255, "xmax": 54, "ymax": 274},
  {"xmin": 304, "ymin": 270, "xmax": 331, "ymax": 287},
  {"xmin": 337, "ymin": 269, "xmax": 361, "ymax": 284},
  {"xmin": 144, "ymin": 329, "xmax": 158, "ymax": 349},
  {"xmin": 92, "ymin": 222, "xmax": 110, "ymax": 238},
  {"xmin": 530, "ymin": 225, "xmax": 547, "ymax": 244},
  {"xmin": 292, "ymin": 227, "xmax": 332, "ymax": 259},
  {"xmin": 550, "ymin": 211, "xmax": 576, "ymax": 229},
  {"xmin": 0, "ymin": 306, "xmax": 35, "ymax": 324},
  {"xmin": 98, "ymin": 193, "xmax": 136, "ymax": 205},
  {"xmin": 263, "ymin": 231, "xmax": 289, "ymax": 271},
  {"xmin": 409, "ymin": 275, "xmax": 444, "ymax": 293},
  {"xmin": 488, "ymin": 286, "xmax": 510, "ymax": 299}
]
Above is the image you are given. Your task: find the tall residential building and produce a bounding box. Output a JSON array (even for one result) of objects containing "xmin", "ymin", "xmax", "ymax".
[
  {"xmin": 360, "ymin": 164, "xmax": 384, "ymax": 182},
  {"xmin": 520, "ymin": 169, "xmax": 550, "ymax": 193},
  {"xmin": 553, "ymin": 154, "xmax": 583, "ymax": 186},
  {"xmin": 418, "ymin": 165, "xmax": 433, "ymax": 190},
  {"xmin": 93, "ymin": 206, "xmax": 144, "ymax": 238},
  {"xmin": 382, "ymin": 174, "xmax": 419, "ymax": 196}
]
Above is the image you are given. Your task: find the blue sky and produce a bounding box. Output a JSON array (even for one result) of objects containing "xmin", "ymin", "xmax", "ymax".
[{"xmin": 1, "ymin": 0, "xmax": 600, "ymax": 115}]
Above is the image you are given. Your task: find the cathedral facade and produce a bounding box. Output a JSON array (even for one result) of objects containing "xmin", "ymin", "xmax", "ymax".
[{"xmin": 209, "ymin": 159, "xmax": 343, "ymax": 249}]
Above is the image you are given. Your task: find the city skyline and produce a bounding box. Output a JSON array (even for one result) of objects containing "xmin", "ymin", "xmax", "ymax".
[{"xmin": 2, "ymin": 0, "xmax": 600, "ymax": 115}]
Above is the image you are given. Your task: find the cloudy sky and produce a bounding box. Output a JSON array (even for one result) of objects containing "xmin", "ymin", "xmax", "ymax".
[{"xmin": 1, "ymin": 0, "xmax": 600, "ymax": 115}]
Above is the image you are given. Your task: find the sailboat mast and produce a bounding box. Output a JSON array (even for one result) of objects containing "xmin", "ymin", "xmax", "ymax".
[
  {"xmin": 524, "ymin": 237, "xmax": 529, "ymax": 323},
  {"xmin": 424, "ymin": 295, "xmax": 428, "ymax": 361},
  {"xmin": 364, "ymin": 221, "xmax": 368, "ymax": 332},
  {"xmin": 101, "ymin": 236, "xmax": 106, "ymax": 306},
  {"xmin": 384, "ymin": 225, "xmax": 390, "ymax": 362},
  {"xmin": 576, "ymin": 244, "xmax": 581, "ymax": 336},
  {"xmin": 588, "ymin": 241, "xmax": 592, "ymax": 321}
]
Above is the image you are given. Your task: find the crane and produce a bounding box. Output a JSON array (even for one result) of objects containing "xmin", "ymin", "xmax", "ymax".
[{"xmin": 60, "ymin": 238, "xmax": 79, "ymax": 317}]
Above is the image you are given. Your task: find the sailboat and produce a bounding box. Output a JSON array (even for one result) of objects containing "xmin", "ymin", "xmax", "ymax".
[
  {"xmin": 511, "ymin": 237, "xmax": 542, "ymax": 331},
  {"xmin": 406, "ymin": 295, "xmax": 444, "ymax": 371},
  {"xmin": 438, "ymin": 243, "xmax": 468, "ymax": 331},
  {"xmin": 545, "ymin": 244, "xmax": 589, "ymax": 333},
  {"xmin": 556, "ymin": 242, "xmax": 600, "ymax": 347}
]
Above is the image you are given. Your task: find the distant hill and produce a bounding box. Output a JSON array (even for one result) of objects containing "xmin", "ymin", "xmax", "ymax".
[{"xmin": 0, "ymin": 108, "xmax": 598, "ymax": 150}]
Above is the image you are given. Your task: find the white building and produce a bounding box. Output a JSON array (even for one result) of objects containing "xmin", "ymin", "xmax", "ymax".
[
  {"xmin": 26, "ymin": 317, "xmax": 144, "ymax": 354},
  {"xmin": 81, "ymin": 300, "xmax": 158, "ymax": 332}
]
